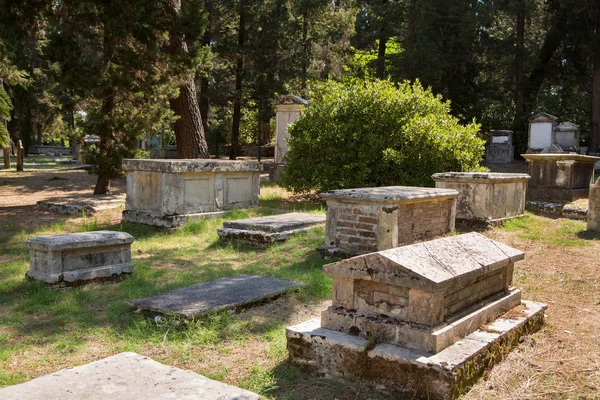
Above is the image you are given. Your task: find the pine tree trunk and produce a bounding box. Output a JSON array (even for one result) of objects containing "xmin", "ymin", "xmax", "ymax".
[
  {"xmin": 514, "ymin": 0, "xmax": 526, "ymax": 153},
  {"xmin": 591, "ymin": 46, "xmax": 600, "ymax": 153},
  {"xmin": 301, "ymin": 10, "xmax": 309, "ymax": 98},
  {"xmin": 167, "ymin": 0, "xmax": 210, "ymax": 159},
  {"xmin": 230, "ymin": 0, "xmax": 245, "ymax": 160},
  {"xmin": 16, "ymin": 140, "xmax": 23, "ymax": 172},
  {"xmin": 3, "ymin": 147, "xmax": 9, "ymax": 169},
  {"xmin": 199, "ymin": 0, "xmax": 212, "ymax": 136}
]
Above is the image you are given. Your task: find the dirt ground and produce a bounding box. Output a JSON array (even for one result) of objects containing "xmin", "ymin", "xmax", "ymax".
[{"xmin": 1, "ymin": 160, "xmax": 599, "ymax": 399}]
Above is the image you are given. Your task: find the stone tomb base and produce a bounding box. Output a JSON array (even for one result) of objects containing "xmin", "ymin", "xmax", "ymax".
[
  {"xmin": 287, "ymin": 300, "xmax": 546, "ymax": 400},
  {"xmin": 217, "ymin": 212, "xmax": 326, "ymax": 244},
  {"xmin": 37, "ymin": 195, "xmax": 125, "ymax": 216},
  {"xmin": 0, "ymin": 352, "xmax": 259, "ymax": 400}
]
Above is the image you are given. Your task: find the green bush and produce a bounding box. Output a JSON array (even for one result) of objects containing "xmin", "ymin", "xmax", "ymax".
[{"xmin": 281, "ymin": 80, "xmax": 485, "ymax": 193}]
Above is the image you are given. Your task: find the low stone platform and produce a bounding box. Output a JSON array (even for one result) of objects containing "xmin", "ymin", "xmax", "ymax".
[
  {"xmin": 26, "ymin": 231, "xmax": 134, "ymax": 285},
  {"xmin": 287, "ymin": 300, "xmax": 546, "ymax": 400},
  {"xmin": 0, "ymin": 352, "xmax": 259, "ymax": 400},
  {"xmin": 527, "ymin": 199, "xmax": 588, "ymax": 220},
  {"xmin": 217, "ymin": 213, "xmax": 326, "ymax": 244},
  {"xmin": 127, "ymin": 274, "xmax": 300, "ymax": 318},
  {"xmin": 37, "ymin": 195, "xmax": 125, "ymax": 216}
]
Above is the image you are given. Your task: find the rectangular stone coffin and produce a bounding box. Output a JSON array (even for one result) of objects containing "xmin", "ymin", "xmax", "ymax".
[
  {"xmin": 522, "ymin": 153, "xmax": 600, "ymax": 201},
  {"xmin": 321, "ymin": 232, "xmax": 523, "ymax": 353},
  {"xmin": 320, "ymin": 186, "xmax": 458, "ymax": 257},
  {"xmin": 121, "ymin": 159, "xmax": 262, "ymax": 227},
  {"xmin": 432, "ymin": 172, "xmax": 530, "ymax": 224},
  {"xmin": 26, "ymin": 231, "xmax": 134, "ymax": 284}
]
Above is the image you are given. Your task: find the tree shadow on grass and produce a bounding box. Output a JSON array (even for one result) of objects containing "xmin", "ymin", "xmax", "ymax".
[{"xmin": 577, "ymin": 229, "xmax": 600, "ymax": 241}]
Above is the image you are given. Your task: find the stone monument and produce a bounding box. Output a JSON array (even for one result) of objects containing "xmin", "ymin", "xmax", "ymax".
[
  {"xmin": 587, "ymin": 177, "xmax": 600, "ymax": 231},
  {"xmin": 121, "ymin": 159, "xmax": 262, "ymax": 228},
  {"xmin": 554, "ymin": 122, "xmax": 580, "ymax": 152},
  {"xmin": 287, "ymin": 232, "xmax": 547, "ymax": 399},
  {"xmin": 527, "ymin": 112, "xmax": 558, "ymax": 153},
  {"xmin": 522, "ymin": 153, "xmax": 600, "ymax": 201},
  {"xmin": 274, "ymin": 95, "xmax": 309, "ymax": 164},
  {"xmin": 486, "ymin": 130, "xmax": 514, "ymax": 164},
  {"xmin": 319, "ymin": 186, "xmax": 457, "ymax": 257},
  {"xmin": 432, "ymin": 172, "xmax": 530, "ymax": 225},
  {"xmin": 26, "ymin": 231, "xmax": 134, "ymax": 285}
]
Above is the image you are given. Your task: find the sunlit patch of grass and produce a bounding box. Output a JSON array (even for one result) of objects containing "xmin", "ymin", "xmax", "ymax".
[{"xmin": 500, "ymin": 214, "xmax": 587, "ymax": 247}]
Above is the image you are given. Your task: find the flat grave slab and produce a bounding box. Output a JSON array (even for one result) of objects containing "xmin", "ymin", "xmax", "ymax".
[
  {"xmin": 217, "ymin": 212, "xmax": 326, "ymax": 244},
  {"xmin": 0, "ymin": 352, "xmax": 259, "ymax": 400},
  {"xmin": 37, "ymin": 195, "xmax": 125, "ymax": 216},
  {"xmin": 128, "ymin": 274, "xmax": 300, "ymax": 318}
]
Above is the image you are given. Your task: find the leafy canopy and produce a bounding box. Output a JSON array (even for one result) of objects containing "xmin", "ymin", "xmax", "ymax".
[{"xmin": 281, "ymin": 79, "xmax": 485, "ymax": 194}]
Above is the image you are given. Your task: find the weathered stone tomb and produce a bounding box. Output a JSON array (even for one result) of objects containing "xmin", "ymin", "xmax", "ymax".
[
  {"xmin": 26, "ymin": 231, "xmax": 134, "ymax": 284},
  {"xmin": 522, "ymin": 153, "xmax": 600, "ymax": 201},
  {"xmin": 319, "ymin": 186, "xmax": 458, "ymax": 257},
  {"xmin": 121, "ymin": 159, "xmax": 262, "ymax": 227},
  {"xmin": 587, "ymin": 177, "xmax": 600, "ymax": 231},
  {"xmin": 485, "ymin": 130, "xmax": 514, "ymax": 164},
  {"xmin": 432, "ymin": 172, "xmax": 530, "ymax": 225},
  {"xmin": 527, "ymin": 111, "xmax": 558, "ymax": 152},
  {"xmin": 287, "ymin": 233, "xmax": 547, "ymax": 399},
  {"xmin": 217, "ymin": 212, "xmax": 326, "ymax": 244}
]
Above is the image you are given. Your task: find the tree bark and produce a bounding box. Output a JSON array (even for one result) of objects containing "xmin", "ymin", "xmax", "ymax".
[
  {"xmin": 375, "ymin": 27, "xmax": 387, "ymax": 79},
  {"xmin": 3, "ymin": 145, "xmax": 9, "ymax": 169},
  {"xmin": 230, "ymin": 0, "xmax": 245, "ymax": 160},
  {"xmin": 16, "ymin": 140, "xmax": 23, "ymax": 172},
  {"xmin": 198, "ymin": 0, "xmax": 213, "ymax": 138},
  {"xmin": 591, "ymin": 42, "xmax": 600, "ymax": 153},
  {"xmin": 513, "ymin": 0, "xmax": 526, "ymax": 152},
  {"xmin": 301, "ymin": 10, "xmax": 309, "ymax": 98},
  {"xmin": 167, "ymin": 0, "xmax": 210, "ymax": 159}
]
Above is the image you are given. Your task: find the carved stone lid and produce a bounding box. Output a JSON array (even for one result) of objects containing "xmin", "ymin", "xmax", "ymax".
[
  {"xmin": 555, "ymin": 122, "xmax": 579, "ymax": 132},
  {"xmin": 26, "ymin": 231, "xmax": 134, "ymax": 251},
  {"xmin": 528, "ymin": 112, "xmax": 558, "ymax": 122},
  {"xmin": 277, "ymin": 94, "xmax": 310, "ymax": 106},
  {"xmin": 320, "ymin": 186, "xmax": 458, "ymax": 204},
  {"xmin": 522, "ymin": 153, "xmax": 600, "ymax": 163},
  {"xmin": 323, "ymin": 232, "xmax": 523, "ymax": 292},
  {"xmin": 432, "ymin": 172, "xmax": 530, "ymax": 183},
  {"xmin": 122, "ymin": 159, "xmax": 263, "ymax": 173}
]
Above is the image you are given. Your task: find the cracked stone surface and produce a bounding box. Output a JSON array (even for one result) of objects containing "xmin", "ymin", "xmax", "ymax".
[
  {"xmin": 222, "ymin": 213, "xmax": 325, "ymax": 233},
  {"xmin": 320, "ymin": 186, "xmax": 458, "ymax": 203},
  {"xmin": 0, "ymin": 352, "xmax": 259, "ymax": 400},
  {"xmin": 127, "ymin": 274, "xmax": 300, "ymax": 318}
]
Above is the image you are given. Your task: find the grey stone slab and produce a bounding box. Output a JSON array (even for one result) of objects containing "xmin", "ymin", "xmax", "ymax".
[
  {"xmin": 122, "ymin": 159, "xmax": 263, "ymax": 174},
  {"xmin": 0, "ymin": 352, "xmax": 259, "ymax": 400},
  {"xmin": 37, "ymin": 195, "xmax": 125, "ymax": 216},
  {"xmin": 320, "ymin": 186, "xmax": 457, "ymax": 203},
  {"xmin": 26, "ymin": 231, "xmax": 134, "ymax": 251},
  {"xmin": 128, "ymin": 274, "xmax": 300, "ymax": 318},
  {"xmin": 223, "ymin": 213, "xmax": 325, "ymax": 233},
  {"xmin": 432, "ymin": 172, "xmax": 530, "ymax": 182}
]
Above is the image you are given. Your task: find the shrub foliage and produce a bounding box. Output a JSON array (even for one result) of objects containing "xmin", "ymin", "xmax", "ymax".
[{"xmin": 281, "ymin": 80, "xmax": 485, "ymax": 193}]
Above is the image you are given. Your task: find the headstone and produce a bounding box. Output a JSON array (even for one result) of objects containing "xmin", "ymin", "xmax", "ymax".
[
  {"xmin": 217, "ymin": 212, "xmax": 326, "ymax": 244},
  {"xmin": 16, "ymin": 140, "xmax": 23, "ymax": 172},
  {"xmin": 26, "ymin": 231, "xmax": 134, "ymax": 285},
  {"xmin": 286, "ymin": 233, "xmax": 547, "ymax": 399},
  {"xmin": 274, "ymin": 95, "xmax": 309, "ymax": 165},
  {"xmin": 432, "ymin": 172, "xmax": 530, "ymax": 225},
  {"xmin": 319, "ymin": 186, "xmax": 458, "ymax": 257},
  {"xmin": 127, "ymin": 274, "xmax": 300, "ymax": 318},
  {"xmin": 37, "ymin": 195, "xmax": 126, "ymax": 216},
  {"xmin": 587, "ymin": 177, "xmax": 600, "ymax": 231},
  {"xmin": 554, "ymin": 121, "xmax": 579, "ymax": 151},
  {"xmin": 527, "ymin": 112, "xmax": 558, "ymax": 152},
  {"xmin": 522, "ymin": 153, "xmax": 600, "ymax": 201},
  {"xmin": 121, "ymin": 159, "xmax": 262, "ymax": 228},
  {"xmin": 486, "ymin": 130, "xmax": 514, "ymax": 164},
  {"xmin": 0, "ymin": 352, "xmax": 260, "ymax": 400}
]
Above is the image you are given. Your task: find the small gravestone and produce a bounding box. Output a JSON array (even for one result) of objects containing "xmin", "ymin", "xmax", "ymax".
[
  {"xmin": 217, "ymin": 213, "xmax": 325, "ymax": 244},
  {"xmin": 587, "ymin": 177, "xmax": 600, "ymax": 231},
  {"xmin": 26, "ymin": 231, "xmax": 134, "ymax": 285},
  {"xmin": 486, "ymin": 130, "xmax": 514, "ymax": 164},
  {"xmin": 0, "ymin": 352, "xmax": 259, "ymax": 400},
  {"xmin": 128, "ymin": 274, "xmax": 300, "ymax": 318},
  {"xmin": 527, "ymin": 112, "xmax": 558, "ymax": 152}
]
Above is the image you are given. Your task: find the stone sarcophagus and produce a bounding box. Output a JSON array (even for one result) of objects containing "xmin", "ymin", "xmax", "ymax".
[
  {"xmin": 432, "ymin": 172, "xmax": 530, "ymax": 225},
  {"xmin": 522, "ymin": 153, "xmax": 600, "ymax": 201},
  {"xmin": 286, "ymin": 233, "xmax": 547, "ymax": 399},
  {"xmin": 26, "ymin": 231, "xmax": 134, "ymax": 284},
  {"xmin": 319, "ymin": 186, "xmax": 458, "ymax": 257},
  {"xmin": 122, "ymin": 159, "xmax": 262, "ymax": 227},
  {"xmin": 321, "ymin": 232, "xmax": 523, "ymax": 353}
]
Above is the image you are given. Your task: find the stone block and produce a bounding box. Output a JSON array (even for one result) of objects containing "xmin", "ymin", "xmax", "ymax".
[
  {"xmin": 121, "ymin": 159, "xmax": 262, "ymax": 227},
  {"xmin": 319, "ymin": 186, "xmax": 458, "ymax": 257},
  {"xmin": 26, "ymin": 231, "xmax": 134, "ymax": 285},
  {"xmin": 217, "ymin": 212, "xmax": 325, "ymax": 245},
  {"xmin": 587, "ymin": 179, "xmax": 600, "ymax": 231},
  {"xmin": 37, "ymin": 195, "xmax": 125, "ymax": 216},
  {"xmin": 0, "ymin": 352, "xmax": 259, "ymax": 400}
]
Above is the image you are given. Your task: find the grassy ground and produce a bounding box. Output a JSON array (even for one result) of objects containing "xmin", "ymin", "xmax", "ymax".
[{"xmin": 1, "ymin": 162, "xmax": 600, "ymax": 399}]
